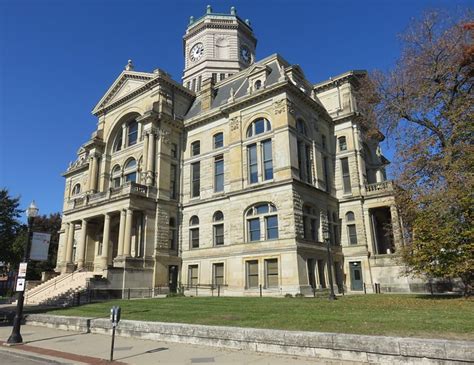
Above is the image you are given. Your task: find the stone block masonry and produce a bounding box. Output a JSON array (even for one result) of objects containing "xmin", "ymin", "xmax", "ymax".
[{"xmin": 25, "ymin": 314, "xmax": 474, "ymax": 364}]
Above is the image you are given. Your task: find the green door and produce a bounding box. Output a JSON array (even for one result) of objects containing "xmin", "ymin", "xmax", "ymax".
[{"xmin": 350, "ymin": 262, "xmax": 363, "ymax": 291}]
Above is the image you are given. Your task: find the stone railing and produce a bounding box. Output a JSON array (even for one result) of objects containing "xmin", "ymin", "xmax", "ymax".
[
  {"xmin": 365, "ymin": 180, "xmax": 394, "ymax": 195},
  {"xmin": 66, "ymin": 182, "xmax": 154, "ymax": 211}
]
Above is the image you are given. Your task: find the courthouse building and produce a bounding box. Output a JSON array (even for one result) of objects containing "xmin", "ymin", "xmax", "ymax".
[{"xmin": 45, "ymin": 6, "xmax": 419, "ymax": 299}]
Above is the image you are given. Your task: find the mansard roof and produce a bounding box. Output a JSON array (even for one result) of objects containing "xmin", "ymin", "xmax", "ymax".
[{"xmin": 184, "ymin": 53, "xmax": 324, "ymax": 120}]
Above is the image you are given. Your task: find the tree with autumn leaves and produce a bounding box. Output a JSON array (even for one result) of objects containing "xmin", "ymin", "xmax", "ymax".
[{"xmin": 359, "ymin": 11, "xmax": 473, "ymax": 295}]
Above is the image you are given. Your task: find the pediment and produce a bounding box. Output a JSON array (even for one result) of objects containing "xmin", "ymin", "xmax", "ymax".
[
  {"xmin": 92, "ymin": 71, "xmax": 155, "ymax": 115},
  {"xmin": 245, "ymin": 63, "xmax": 271, "ymax": 77}
]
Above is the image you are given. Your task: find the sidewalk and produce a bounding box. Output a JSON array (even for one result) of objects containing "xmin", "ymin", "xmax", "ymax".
[{"xmin": 0, "ymin": 325, "xmax": 353, "ymax": 364}]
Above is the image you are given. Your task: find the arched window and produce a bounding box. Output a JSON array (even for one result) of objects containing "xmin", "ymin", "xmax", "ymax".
[
  {"xmin": 338, "ymin": 136, "xmax": 347, "ymax": 151},
  {"xmin": 254, "ymin": 80, "xmax": 262, "ymax": 90},
  {"xmin": 71, "ymin": 183, "xmax": 81, "ymax": 196},
  {"xmin": 246, "ymin": 203, "xmax": 278, "ymax": 241},
  {"xmin": 127, "ymin": 120, "xmax": 138, "ymax": 146},
  {"xmin": 111, "ymin": 165, "xmax": 121, "ymax": 188},
  {"xmin": 213, "ymin": 133, "xmax": 224, "ymax": 149},
  {"xmin": 346, "ymin": 211, "xmax": 357, "ymax": 245},
  {"xmin": 169, "ymin": 217, "xmax": 177, "ymax": 250},
  {"xmin": 189, "ymin": 215, "xmax": 199, "ymax": 249},
  {"xmin": 302, "ymin": 204, "xmax": 318, "ymax": 241},
  {"xmin": 124, "ymin": 159, "xmax": 137, "ymax": 183},
  {"xmin": 246, "ymin": 118, "xmax": 271, "ymax": 138},
  {"xmin": 113, "ymin": 134, "xmax": 123, "ymax": 152},
  {"xmin": 213, "ymin": 211, "xmax": 224, "ymax": 246},
  {"xmin": 191, "ymin": 140, "xmax": 200, "ymax": 156}
]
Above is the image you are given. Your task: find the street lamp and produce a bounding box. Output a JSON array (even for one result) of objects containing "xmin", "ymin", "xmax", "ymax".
[
  {"xmin": 7, "ymin": 201, "xmax": 39, "ymax": 344},
  {"xmin": 322, "ymin": 219, "xmax": 337, "ymax": 301}
]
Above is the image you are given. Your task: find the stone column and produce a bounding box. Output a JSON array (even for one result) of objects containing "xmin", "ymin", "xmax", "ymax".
[
  {"xmin": 146, "ymin": 132, "xmax": 156, "ymax": 186},
  {"xmin": 66, "ymin": 222, "xmax": 75, "ymax": 264},
  {"xmin": 90, "ymin": 154, "xmax": 99, "ymax": 192},
  {"xmin": 142, "ymin": 133, "xmax": 149, "ymax": 184},
  {"xmin": 353, "ymin": 125, "xmax": 366, "ymax": 192},
  {"xmin": 123, "ymin": 209, "xmax": 133, "ymax": 257},
  {"xmin": 61, "ymin": 224, "xmax": 70, "ymax": 264},
  {"xmin": 390, "ymin": 205, "xmax": 403, "ymax": 250},
  {"xmin": 100, "ymin": 213, "xmax": 111, "ymax": 269},
  {"xmin": 77, "ymin": 219, "xmax": 88, "ymax": 269},
  {"xmin": 117, "ymin": 210, "xmax": 126, "ymax": 257},
  {"xmin": 121, "ymin": 123, "xmax": 127, "ymax": 149}
]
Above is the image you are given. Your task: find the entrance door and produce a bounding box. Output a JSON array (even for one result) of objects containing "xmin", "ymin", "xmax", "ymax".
[
  {"xmin": 349, "ymin": 262, "xmax": 363, "ymax": 291},
  {"xmin": 168, "ymin": 265, "xmax": 178, "ymax": 293}
]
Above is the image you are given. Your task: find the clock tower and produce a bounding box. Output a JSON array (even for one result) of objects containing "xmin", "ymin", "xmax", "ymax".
[{"xmin": 182, "ymin": 5, "xmax": 257, "ymax": 92}]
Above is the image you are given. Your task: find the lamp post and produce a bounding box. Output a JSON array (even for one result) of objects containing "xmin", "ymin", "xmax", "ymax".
[
  {"xmin": 7, "ymin": 201, "xmax": 39, "ymax": 344},
  {"xmin": 322, "ymin": 219, "xmax": 337, "ymax": 301}
]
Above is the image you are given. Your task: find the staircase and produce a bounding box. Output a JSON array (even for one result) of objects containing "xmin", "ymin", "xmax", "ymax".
[{"xmin": 25, "ymin": 271, "xmax": 96, "ymax": 306}]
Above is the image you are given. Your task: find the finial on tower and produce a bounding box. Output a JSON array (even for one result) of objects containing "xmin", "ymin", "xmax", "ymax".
[
  {"xmin": 189, "ymin": 16, "xmax": 194, "ymax": 25},
  {"xmin": 230, "ymin": 6, "xmax": 236, "ymax": 15},
  {"xmin": 125, "ymin": 59, "xmax": 134, "ymax": 71},
  {"xmin": 206, "ymin": 5, "xmax": 212, "ymax": 14},
  {"xmin": 245, "ymin": 19, "xmax": 251, "ymax": 26}
]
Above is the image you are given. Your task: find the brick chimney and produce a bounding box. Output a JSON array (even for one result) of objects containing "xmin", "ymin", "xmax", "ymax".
[{"xmin": 199, "ymin": 77, "xmax": 215, "ymax": 111}]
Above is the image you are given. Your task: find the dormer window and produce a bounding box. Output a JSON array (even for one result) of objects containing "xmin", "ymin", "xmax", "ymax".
[
  {"xmin": 71, "ymin": 183, "xmax": 81, "ymax": 196},
  {"xmin": 254, "ymin": 80, "xmax": 262, "ymax": 90}
]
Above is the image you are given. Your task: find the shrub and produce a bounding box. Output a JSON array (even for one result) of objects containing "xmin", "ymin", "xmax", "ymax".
[{"xmin": 284, "ymin": 293, "xmax": 293, "ymax": 298}]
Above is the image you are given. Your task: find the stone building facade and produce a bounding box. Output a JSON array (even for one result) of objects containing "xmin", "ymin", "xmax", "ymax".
[{"xmin": 55, "ymin": 6, "xmax": 419, "ymax": 295}]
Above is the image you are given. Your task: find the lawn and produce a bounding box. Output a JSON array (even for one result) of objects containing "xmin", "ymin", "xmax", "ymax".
[{"xmin": 46, "ymin": 295, "xmax": 474, "ymax": 340}]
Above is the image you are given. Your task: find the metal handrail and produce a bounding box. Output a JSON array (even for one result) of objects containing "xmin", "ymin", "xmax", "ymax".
[{"xmin": 26, "ymin": 270, "xmax": 81, "ymax": 300}]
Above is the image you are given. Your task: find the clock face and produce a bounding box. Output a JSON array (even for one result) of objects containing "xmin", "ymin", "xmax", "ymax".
[
  {"xmin": 190, "ymin": 43, "xmax": 204, "ymax": 62},
  {"xmin": 240, "ymin": 45, "xmax": 251, "ymax": 64}
]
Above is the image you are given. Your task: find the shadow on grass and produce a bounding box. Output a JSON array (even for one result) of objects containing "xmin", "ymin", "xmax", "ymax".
[{"xmin": 414, "ymin": 293, "xmax": 466, "ymax": 300}]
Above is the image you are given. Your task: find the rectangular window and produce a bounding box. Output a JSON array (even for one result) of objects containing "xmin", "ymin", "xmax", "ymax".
[
  {"xmin": 262, "ymin": 140, "xmax": 273, "ymax": 180},
  {"xmin": 191, "ymin": 141, "xmax": 200, "ymax": 156},
  {"xmin": 214, "ymin": 156, "xmax": 224, "ymax": 192},
  {"xmin": 171, "ymin": 143, "xmax": 178, "ymax": 158},
  {"xmin": 188, "ymin": 265, "xmax": 198, "ymax": 287},
  {"xmin": 212, "ymin": 73, "xmax": 217, "ymax": 83},
  {"xmin": 170, "ymin": 164, "xmax": 177, "ymax": 199},
  {"xmin": 190, "ymin": 228, "xmax": 199, "ymax": 248},
  {"xmin": 310, "ymin": 218, "xmax": 318, "ymax": 241},
  {"xmin": 197, "ymin": 75, "xmax": 202, "ymax": 92},
  {"xmin": 305, "ymin": 145, "xmax": 312, "ymax": 183},
  {"xmin": 248, "ymin": 218, "xmax": 260, "ymax": 241},
  {"xmin": 323, "ymin": 156, "xmax": 330, "ymax": 192},
  {"xmin": 248, "ymin": 144, "xmax": 258, "ymax": 183},
  {"xmin": 214, "ymin": 133, "xmax": 223, "ymax": 149},
  {"xmin": 246, "ymin": 260, "xmax": 259, "ymax": 288},
  {"xmin": 322, "ymin": 135, "xmax": 327, "ymax": 150},
  {"xmin": 303, "ymin": 216, "xmax": 308, "ymax": 239},
  {"xmin": 265, "ymin": 215, "xmax": 279, "ymax": 240},
  {"xmin": 169, "ymin": 227, "xmax": 176, "ymax": 250},
  {"xmin": 265, "ymin": 259, "xmax": 278, "ymax": 288},
  {"xmin": 341, "ymin": 158, "xmax": 352, "ymax": 194},
  {"xmin": 297, "ymin": 141, "xmax": 305, "ymax": 181},
  {"xmin": 219, "ymin": 73, "xmax": 225, "ymax": 81},
  {"xmin": 348, "ymin": 224, "xmax": 358, "ymax": 245},
  {"xmin": 213, "ymin": 263, "xmax": 224, "ymax": 286},
  {"xmin": 213, "ymin": 224, "xmax": 224, "ymax": 246},
  {"xmin": 191, "ymin": 162, "xmax": 200, "ymax": 197},
  {"xmin": 191, "ymin": 78, "xmax": 196, "ymax": 92}
]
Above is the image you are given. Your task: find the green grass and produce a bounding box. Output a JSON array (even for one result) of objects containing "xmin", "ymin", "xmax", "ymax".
[{"xmin": 45, "ymin": 295, "xmax": 474, "ymax": 340}]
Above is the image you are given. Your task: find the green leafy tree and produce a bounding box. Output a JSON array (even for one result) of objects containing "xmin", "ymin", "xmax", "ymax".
[
  {"xmin": 13, "ymin": 213, "xmax": 61, "ymax": 280},
  {"xmin": 360, "ymin": 11, "xmax": 473, "ymax": 295},
  {"xmin": 0, "ymin": 188, "xmax": 24, "ymax": 269}
]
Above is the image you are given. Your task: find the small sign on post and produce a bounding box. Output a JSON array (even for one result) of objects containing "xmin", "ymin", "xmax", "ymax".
[
  {"xmin": 16, "ymin": 278, "xmax": 26, "ymax": 292},
  {"xmin": 18, "ymin": 263, "xmax": 28, "ymax": 278},
  {"xmin": 110, "ymin": 306, "xmax": 121, "ymax": 361}
]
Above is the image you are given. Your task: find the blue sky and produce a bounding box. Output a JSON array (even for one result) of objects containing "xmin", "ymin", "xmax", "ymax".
[{"xmin": 0, "ymin": 0, "xmax": 470, "ymax": 218}]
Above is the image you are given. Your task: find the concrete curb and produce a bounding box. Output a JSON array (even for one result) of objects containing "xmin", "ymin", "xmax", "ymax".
[{"xmin": 25, "ymin": 314, "xmax": 474, "ymax": 364}]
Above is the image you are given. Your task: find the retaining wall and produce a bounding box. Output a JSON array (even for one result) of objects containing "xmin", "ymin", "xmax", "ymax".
[{"xmin": 25, "ymin": 314, "xmax": 474, "ymax": 364}]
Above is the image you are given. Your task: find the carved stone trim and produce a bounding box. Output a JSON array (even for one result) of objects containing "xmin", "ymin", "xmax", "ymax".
[{"xmin": 229, "ymin": 116, "xmax": 240, "ymax": 131}]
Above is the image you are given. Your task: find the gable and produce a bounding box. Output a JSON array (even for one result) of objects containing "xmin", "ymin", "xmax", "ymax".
[{"xmin": 92, "ymin": 71, "xmax": 155, "ymax": 115}]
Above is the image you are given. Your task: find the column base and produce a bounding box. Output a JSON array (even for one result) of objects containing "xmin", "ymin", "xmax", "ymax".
[
  {"xmin": 94, "ymin": 257, "xmax": 109, "ymax": 271},
  {"xmin": 60, "ymin": 263, "xmax": 76, "ymax": 274}
]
